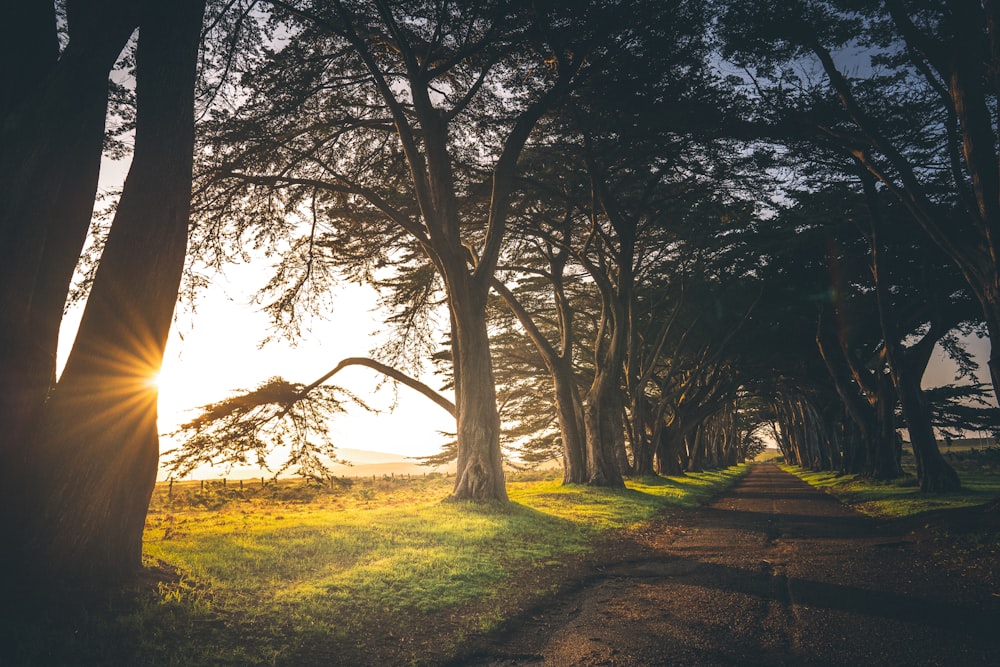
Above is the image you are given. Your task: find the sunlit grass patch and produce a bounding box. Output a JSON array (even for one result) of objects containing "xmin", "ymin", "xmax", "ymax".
[
  {"xmin": 628, "ymin": 466, "xmax": 749, "ymax": 508},
  {"xmin": 144, "ymin": 478, "xmax": 601, "ymax": 660},
  {"xmin": 782, "ymin": 464, "xmax": 1000, "ymax": 518},
  {"xmin": 506, "ymin": 464, "xmax": 748, "ymax": 528},
  {"xmin": 9, "ymin": 465, "xmax": 748, "ymax": 665},
  {"xmin": 507, "ymin": 479, "xmax": 661, "ymax": 529}
]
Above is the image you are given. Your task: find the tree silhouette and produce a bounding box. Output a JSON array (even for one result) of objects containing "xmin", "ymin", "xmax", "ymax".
[{"xmin": 0, "ymin": 0, "xmax": 206, "ymax": 589}]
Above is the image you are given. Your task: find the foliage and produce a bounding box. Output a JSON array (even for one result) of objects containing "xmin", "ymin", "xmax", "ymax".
[
  {"xmin": 163, "ymin": 377, "xmax": 370, "ymax": 479},
  {"xmin": 924, "ymin": 384, "xmax": 1000, "ymax": 439}
]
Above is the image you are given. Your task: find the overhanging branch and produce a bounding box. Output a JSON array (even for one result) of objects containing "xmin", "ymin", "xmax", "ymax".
[{"xmin": 299, "ymin": 356, "xmax": 455, "ymax": 417}]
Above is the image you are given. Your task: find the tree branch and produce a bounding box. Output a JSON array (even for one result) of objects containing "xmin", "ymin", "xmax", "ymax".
[{"xmin": 298, "ymin": 356, "xmax": 455, "ymax": 417}]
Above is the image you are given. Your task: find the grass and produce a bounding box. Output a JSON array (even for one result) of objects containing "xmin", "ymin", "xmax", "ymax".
[
  {"xmin": 782, "ymin": 447, "xmax": 1000, "ymax": 518},
  {"xmin": 752, "ymin": 449, "xmax": 783, "ymax": 463},
  {"xmin": 5, "ymin": 465, "xmax": 747, "ymax": 666}
]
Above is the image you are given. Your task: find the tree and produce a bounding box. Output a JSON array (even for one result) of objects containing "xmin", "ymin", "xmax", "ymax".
[
  {"xmin": 490, "ymin": 202, "xmax": 590, "ymax": 482},
  {"xmin": 1, "ymin": 0, "xmax": 207, "ymax": 588},
  {"xmin": 0, "ymin": 0, "xmax": 142, "ymax": 473},
  {"xmin": 720, "ymin": 0, "xmax": 1000, "ymax": 403},
  {"xmin": 194, "ymin": 1, "xmax": 711, "ymax": 499}
]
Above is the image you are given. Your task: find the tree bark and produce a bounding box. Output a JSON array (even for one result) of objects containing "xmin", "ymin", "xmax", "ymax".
[
  {"xmin": 654, "ymin": 422, "xmax": 686, "ymax": 476},
  {"xmin": 896, "ymin": 372, "xmax": 961, "ymax": 491},
  {"xmin": 553, "ymin": 361, "xmax": 588, "ymax": 484},
  {"xmin": 0, "ymin": 0, "xmax": 140, "ymax": 470},
  {"xmin": 0, "ymin": 0, "xmax": 58, "ymax": 118},
  {"xmin": 583, "ymin": 395, "xmax": 626, "ymax": 487},
  {"xmin": 582, "ymin": 292, "xmax": 627, "ymax": 487},
  {"xmin": 630, "ymin": 399, "xmax": 657, "ymax": 476},
  {"xmin": 867, "ymin": 373, "xmax": 903, "ymax": 480},
  {"xmin": 449, "ymin": 277, "xmax": 508, "ymax": 502},
  {"xmin": 582, "ymin": 289, "xmax": 627, "ymax": 488},
  {"xmin": 686, "ymin": 427, "xmax": 705, "ymax": 472},
  {"xmin": 23, "ymin": 0, "xmax": 205, "ymax": 584}
]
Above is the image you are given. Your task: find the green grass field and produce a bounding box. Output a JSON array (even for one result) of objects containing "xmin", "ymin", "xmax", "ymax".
[
  {"xmin": 5, "ymin": 466, "xmax": 747, "ymax": 666},
  {"xmin": 783, "ymin": 446, "xmax": 1000, "ymax": 518}
]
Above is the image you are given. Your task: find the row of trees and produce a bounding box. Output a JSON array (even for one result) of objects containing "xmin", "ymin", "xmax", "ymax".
[
  {"xmin": 174, "ymin": 0, "xmax": 770, "ymax": 494},
  {"xmin": 177, "ymin": 0, "xmax": 998, "ymax": 495},
  {"xmin": 3, "ymin": 0, "xmax": 998, "ymax": 591}
]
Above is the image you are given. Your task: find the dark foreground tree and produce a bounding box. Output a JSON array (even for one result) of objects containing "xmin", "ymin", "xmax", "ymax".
[
  {"xmin": 0, "ymin": 0, "xmax": 142, "ymax": 473},
  {"xmin": 1, "ymin": 0, "xmax": 206, "ymax": 588}
]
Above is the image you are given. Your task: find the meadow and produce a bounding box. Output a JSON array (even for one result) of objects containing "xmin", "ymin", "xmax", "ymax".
[
  {"xmin": 4, "ymin": 466, "xmax": 747, "ymax": 666},
  {"xmin": 784, "ymin": 444, "xmax": 1000, "ymax": 518}
]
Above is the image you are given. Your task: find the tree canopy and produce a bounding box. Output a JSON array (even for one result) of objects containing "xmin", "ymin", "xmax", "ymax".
[{"xmin": 170, "ymin": 0, "xmax": 1000, "ymax": 497}]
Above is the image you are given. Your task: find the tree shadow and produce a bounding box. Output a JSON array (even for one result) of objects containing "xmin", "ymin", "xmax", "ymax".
[{"xmin": 623, "ymin": 555, "xmax": 1000, "ymax": 638}]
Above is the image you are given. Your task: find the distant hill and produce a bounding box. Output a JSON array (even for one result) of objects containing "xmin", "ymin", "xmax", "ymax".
[
  {"xmin": 159, "ymin": 447, "xmax": 562, "ymax": 481},
  {"xmin": 326, "ymin": 450, "xmax": 455, "ymax": 478},
  {"xmin": 335, "ymin": 447, "xmax": 430, "ymax": 465}
]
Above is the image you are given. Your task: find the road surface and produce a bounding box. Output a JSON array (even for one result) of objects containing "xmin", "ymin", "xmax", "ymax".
[{"xmin": 458, "ymin": 463, "xmax": 1000, "ymax": 666}]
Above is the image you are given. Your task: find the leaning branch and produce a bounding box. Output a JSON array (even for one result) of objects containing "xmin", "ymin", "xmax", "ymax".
[{"xmin": 297, "ymin": 356, "xmax": 456, "ymax": 417}]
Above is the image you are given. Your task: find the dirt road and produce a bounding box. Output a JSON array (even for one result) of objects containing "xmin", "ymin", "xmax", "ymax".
[{"xmin": 456, "ymin": 464, "xmax": 1000, "ymax": 666}]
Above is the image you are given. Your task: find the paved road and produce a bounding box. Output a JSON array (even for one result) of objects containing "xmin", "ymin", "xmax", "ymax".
[{"xmin": 460, "ymin": 463, "xmax": 1000, "ymax": 666}]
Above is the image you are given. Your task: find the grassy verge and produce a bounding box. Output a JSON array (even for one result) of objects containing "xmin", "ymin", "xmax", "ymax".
[
  {"xmin": 5, "ymin": 465, "xmax": 747, "ymax": 666},
  {"xmin": 782, "ymin": 448, "xmax": 1000, "ymax": 518}
]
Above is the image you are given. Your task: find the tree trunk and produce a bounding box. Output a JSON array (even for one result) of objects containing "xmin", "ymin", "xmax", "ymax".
[
  {"xmin": 630, "ymin": 386, "xmax": 668, "ymax": 476},
  {"xmin": 654, "ymin": 423, "xmax": 686, "ymax": 476},
  {"xmin": 23, "ymin": 0, "xmax": 205, "ymax": 584},
  {"xmin": 0, "ymin": 2, "xmax": 140, "ymax": 470},
  {"xmin": 449, "ymin": 280, "xmax": 508, "ymax": 502},
  {"xmin": 583, "ymin": 358, "xmax": 626, "ymax": 487},
  {"xmin": 553, "ymin": 361, "xmax": 588, "ymax": 484},
  {"xmin": 982, "ymin": 298, "xmax": 1000, "ymax": 404},
  {"xmin": 0, "ymin": 1, "xmax": 58, "ymax": 118},
  {"xmin": 582, "ymin": 291, "xmax": 628, "ymax": 487},
  {"xmin": 840, "ymin": 417, "xmax": 866, "ymax": 475},
  {"xmin": 686, "ymin": 427, "xmax": 705, "ymax": 472},
  {"xmin": 865, "ymin": 374, "xmax": 903, "ymax": 480},
  {"xmin": 610, "ymin": 391, "xmax": 631, "ymax": 475},
  {"xmin": 898, "ymin": 377, "xmax": 961, "ymax": 492}
]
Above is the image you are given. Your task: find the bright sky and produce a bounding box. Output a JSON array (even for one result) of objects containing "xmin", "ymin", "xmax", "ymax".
[
  {"xmin": 58, "ymin": 256, "xmax": 456, "ymax": 480},
  {"xmin": 53, "ymin": 157, "xmax": 456, "ymax": 480}
]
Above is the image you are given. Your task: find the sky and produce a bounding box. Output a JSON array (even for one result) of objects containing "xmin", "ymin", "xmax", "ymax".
[{"xmin": 58, "ymin": 241, "xmax": 456, "ymax": 480}]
